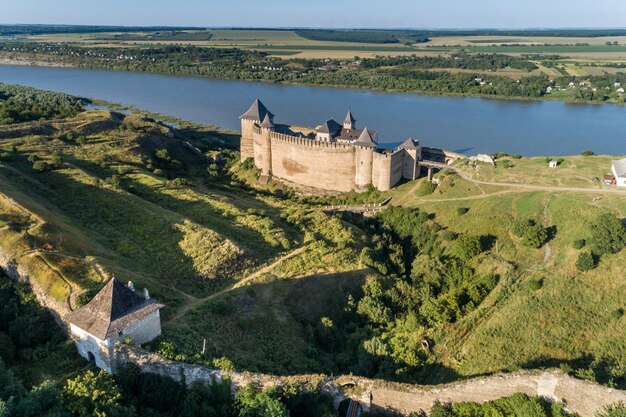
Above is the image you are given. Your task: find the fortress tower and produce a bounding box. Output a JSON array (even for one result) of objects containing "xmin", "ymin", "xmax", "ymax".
[
  {"xmin": 239, "ymin": 99, "xmax": 274, "ymax": 161},
  {"xmin": 354, "ymin": 128, "xmax": 377, "ymax": 189},
  {"xmin": 398, "ymin": 138, "xmax": 422, "ymax": 181},
  {"xmin": 258, "ymin": 113, "xmax": 274, "ymax": 176}
]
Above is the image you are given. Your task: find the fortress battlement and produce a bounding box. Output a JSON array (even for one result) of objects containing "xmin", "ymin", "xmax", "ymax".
[{"xmin": 240, "ymin": 99, "xmax": 424, "ymax": 192}]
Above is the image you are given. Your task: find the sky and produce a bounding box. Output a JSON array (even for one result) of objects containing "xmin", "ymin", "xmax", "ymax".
[{"xmin": 2, "ymin": 0, "xmax": 626, "ymax": 29}]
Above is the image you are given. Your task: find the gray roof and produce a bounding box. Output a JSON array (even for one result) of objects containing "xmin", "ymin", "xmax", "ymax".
[
  {"xmin": 67, "ymin": 278, "xmax": 163, "ymax": 340},
  {"xmin": 344, "ymin": 111, "xmax": 356, "ymax": 125},
  {"xmin": 240, "ymin": 99, "xmax": 274, "ymax": 122},
  {"xmin": 260, "ymin": 113, "xmax": 275, "ymax": 129},
  {"xmin": 317, "ymin": 119, "xmax": 343, "ymax": 136},
  {"xmin": 397, "ymin": 137, "xmax": 419, "ymax": 150},
  {"xmin": 612, "ymin": 158, "xmax": 626, "ymax": 177},
  {"xmin": 355, "ymin": 127, "xmax": 377, "ymax": 148}
]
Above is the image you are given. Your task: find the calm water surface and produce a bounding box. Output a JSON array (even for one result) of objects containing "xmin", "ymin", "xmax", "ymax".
[{"xmin": 1, "ymin": 64, "xmax": 625, "ymax": 156}]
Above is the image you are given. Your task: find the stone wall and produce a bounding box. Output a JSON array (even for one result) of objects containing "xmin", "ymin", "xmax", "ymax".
[
  {"xmin": 114, "ymin": 345, "xmax": 626, "ymax": 417},
  {"xmin": 268, "ymin": 132, "xmax": 357, "ymax": 192},
  {"xmin": 122, "ymin": 310, "xmax": 162, "ymax": 346}
]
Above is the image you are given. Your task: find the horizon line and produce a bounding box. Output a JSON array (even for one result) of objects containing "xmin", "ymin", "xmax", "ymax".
[{"xmin": 2, "ymin": 23, "xmax": 626, "ymax": 31}]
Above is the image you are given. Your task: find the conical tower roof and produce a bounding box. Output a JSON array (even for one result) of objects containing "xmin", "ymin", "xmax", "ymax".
[
  {"xmin": 344, "ymin": 110, "xmax": 356, "ymax": 125},
  {"xmin": 67, "ymin": 278, "xmax": 163, "ymax": 340},
  {"xmin": 239, "ymin": 98, "xmax": 274, "ymax": 122},
  {"xmin": 260, "ymin": 113, "xmax": 275, "ymax": 129},
  {"xmin": 397, "ymin": 137, "xmax": 419, "ymax": 150},
  {"xmin": 355, "ymin": 127, "xmax": 377, "ymax": 148}
]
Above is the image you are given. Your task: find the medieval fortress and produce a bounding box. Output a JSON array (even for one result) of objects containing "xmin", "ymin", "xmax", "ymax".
[{"xmin": 239, "ymin": 99, "xmax": 424, "ymax": 192}]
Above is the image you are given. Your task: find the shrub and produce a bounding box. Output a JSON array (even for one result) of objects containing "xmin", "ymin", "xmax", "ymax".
[
  {"xmin": 572, "ymin": 239, "xmax": 586, "ymax": 249},
  {"xmin": 576, "ymin": 251, "xmax": 596, "ymax": 271},
  {"xmin": 512, "ymin": 219, "xmax": 548, "ymax": 248},
  {"xmin": 510, "ymin": 154, "xmax": 522, "ymax": 159},
  {"xmin": 457, "ymin": 207, "xmax": 469, "ymax": 216},
  {"xmin": 442, "ymin": 231, "xmax": 457, "ymax": 241},
  {"xmin": 525, "ymin": 277, "xmax": 544, "ymax": 291},
  {"xmin": 581, "ymin": 150, "xmax": 595, "ymax": 156},
  {"xmin": 416, "ymin": 181, "xmax": 437, "ymax": 196},
  {"xmin": 588, "ymin": 212, "xmax": 626, "ymax": 256},
  {"xmin": 32, "ymin": 161, "xmax": 49, "ymax": 172},
  {"xmin": 455, "ymin": 234, "xmax": 483, "ymax": 260},
  {"xmin": 498, "ymin": 159, "xmax": 513, "ymax": 169}
]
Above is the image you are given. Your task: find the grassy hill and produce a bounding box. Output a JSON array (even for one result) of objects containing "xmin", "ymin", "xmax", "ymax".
[{"xmin": 0, "ymin": 102, "xmax": 625, "ymax": 391}]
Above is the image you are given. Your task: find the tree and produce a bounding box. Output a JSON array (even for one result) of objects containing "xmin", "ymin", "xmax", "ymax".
[
  {"xmin": 0, "ymin": 359, "xmax": 24, "ymax": 402},
  {"xmin": 588, "ymin": 212, "xmax": 626, "ymax": 256},
  {"xmin": 576, "ymin": 251, "xmax": 596, "ymax": 271},
  {"xmin": 13, "ymin": 381, "xmax": 65, "ymax": 417},
  {"xmin": 455, "ymin": 234, "xmax": 482, "ymax": 260},
  {"xmin": 512, "ymin": 219, "xmax": 548, "ymax": 248},
  {"xmin": 235, "ymin": 385, "xmax": 288, "ymax": 417},
  {"xmin": 61, "ymin": 370, "xmax": 132, "ymax": 417}
]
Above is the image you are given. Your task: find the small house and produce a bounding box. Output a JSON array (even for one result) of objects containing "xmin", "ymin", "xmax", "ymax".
[
  {"xmin": 615, "ymin": 82, "xmax": 622, "ymax": 87},
  {"xmin": 604, "ymin": 174, "xmax": 616, "ymax": 185},
  {"xmin": 611, "ymin": 158, "xmax": 626, "ymax": 187},
  {"xmin": 67, "ymin": 278, "xmax": 164, "ymax": 373},
  {"xmin": 617, "ymin": 88, "xmax": 625, "ymax": 94},
  {"xmin": 548, "ymin": 160, "xmax": 559, "ymax": 168},
  {"xmin": 546, "ymin": 86, "xmax": 553, "ymax": 93}
]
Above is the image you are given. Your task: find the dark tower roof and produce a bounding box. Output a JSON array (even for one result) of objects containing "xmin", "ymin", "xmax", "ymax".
[
  {"xmin": 344, "ymin": 110, "xmax": 356, "ymax": 126},
  {"xmin": 317, "ymin": 119, "xmax": 343, "ymax": 136},
  {"xmin": 397, "ymin": 137, "xmax": 419, "ymax": 150},
  {"xmin": 355, "ymin": 127, "xmax": 377, "ymax": 148},
  {"xmin": 67, "ymin": 278, "xmax": 164, "ymax": 340},
  {"xmin": 240, "ymin": 98, "xmax": 274, "ymax": 122},
  {"xmin": 260, "ymin": 113, "xmax": 275, "ymax": 129}
]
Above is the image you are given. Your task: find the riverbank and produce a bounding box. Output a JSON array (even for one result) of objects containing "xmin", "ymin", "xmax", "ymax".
[{"xmin": 1, "ymin": 54, "xmax": 625, "ymax": 107}]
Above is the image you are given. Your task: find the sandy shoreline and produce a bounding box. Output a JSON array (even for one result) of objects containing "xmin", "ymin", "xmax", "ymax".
[{"xmin": 0, "ymin": 58, "xmax": 74, "ymax": 68}]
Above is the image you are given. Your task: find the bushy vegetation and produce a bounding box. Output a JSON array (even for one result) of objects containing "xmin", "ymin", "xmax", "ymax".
[
  {"xmin": 512, "ymin": 218, "xmax": 548, "ymax": 248},
  {"xmin": 0, "ymin": 83, "xmax": 84, "ymax": 125},
  {"xmin": 587, "ymin": 212, "xmax": 626, "ymax": 257},
  {"xmin": 426, "ymin": 393, "xmax": 573, "ymax": 417}
]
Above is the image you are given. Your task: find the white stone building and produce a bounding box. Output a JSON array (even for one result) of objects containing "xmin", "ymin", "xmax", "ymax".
[
  {"xmin": 611, "ymin": 158, "xmax": 626, "ymax": 187},
  {"xmin": 67, "ymin": 278, "xmax": 164, "ymax": 373}
]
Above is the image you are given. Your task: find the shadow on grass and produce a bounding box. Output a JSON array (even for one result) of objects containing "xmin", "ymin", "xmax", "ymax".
[{"xmin": 159, "ymin": 269, "xmax": 462, "ymax": 385}]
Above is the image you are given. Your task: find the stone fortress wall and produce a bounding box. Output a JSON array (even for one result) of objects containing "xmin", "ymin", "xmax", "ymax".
[{"xmin": 240, "ymin": 100, "xmax": 422, "ymax": 192}]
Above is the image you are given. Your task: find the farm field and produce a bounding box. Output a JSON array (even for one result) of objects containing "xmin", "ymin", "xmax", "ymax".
[{"xmin": 22, "ymin": 29, "xmax": 626, "ymax": 59}]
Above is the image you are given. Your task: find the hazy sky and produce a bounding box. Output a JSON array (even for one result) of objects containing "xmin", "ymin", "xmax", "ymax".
[{"xmin": 2, "ymin": 0, "xmax": 626, "ymax": 29}]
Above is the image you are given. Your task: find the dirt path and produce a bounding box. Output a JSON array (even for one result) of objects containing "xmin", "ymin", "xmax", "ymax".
[
  {"xmin": 452, "ymin": 166, "xmax": 626, "ymax": 195},
  {"xmin": 163, "ymin": 245, "xmax": 307, "ymax": 326}
]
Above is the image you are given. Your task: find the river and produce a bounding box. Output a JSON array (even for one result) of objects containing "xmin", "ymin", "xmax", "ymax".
[{"xmin": 1, "ymin": 64, "xmax": 625, "ymax": 156}]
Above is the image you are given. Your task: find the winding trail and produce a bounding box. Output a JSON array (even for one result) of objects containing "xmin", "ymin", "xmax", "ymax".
[{"xmin": 163, "ymin": 245, "xmax": 307, "ymax": 326}]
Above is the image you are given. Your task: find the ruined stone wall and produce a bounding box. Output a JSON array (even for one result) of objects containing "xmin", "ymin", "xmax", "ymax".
[
  {"xmin": 114, "ymin": 345, "xmax": 626, "ymax": 417},
  {"xmin": 268, "ymin": 132, "xmax": 357, "ymax": 192},
  {"xmin": 372, "ymin": 151, "xmax": 404, "ymax": 191}
]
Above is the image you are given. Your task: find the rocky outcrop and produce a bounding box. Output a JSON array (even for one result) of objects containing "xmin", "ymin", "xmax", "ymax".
[{"xmin": 0, "ymin": 238, "xmax": 71, "ymax": 322}]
